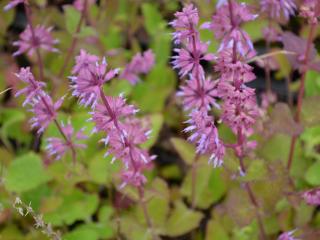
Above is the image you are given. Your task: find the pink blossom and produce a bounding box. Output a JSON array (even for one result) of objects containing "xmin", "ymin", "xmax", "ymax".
[
  {"xmin": 278, "ymin": 230, "xmax": 298, "ymax": 240},
  {"xmin": 302, "ymin": 188, "xmax": 320, "ymax": 206},
  {"xmin": 262, "ymin": 26, "xmax": 281, "ymax": 42},
  {"xmin": 46, "ymin": 123, "xmax": 87, "ymax": 160},
  {"xmin": 15, "ymin": 67, "xmax": 46, "ymax": 106},
  {"xmin": 13, "ymin": 25, "xmax": 59, "ymax": 56},
  {"xmin": 3, "ymin": 0, "xmax": 25, "ymax": 11},
  {"xmin": 73, "ymin": 0, "xmax": 96, "ymax": 12},
  {"xmin": 260, "ymin": 0, "xmax": 296, "ymax": 21},
  {"xmin": 177, "ymin": 76, "xmax": 219, "ymax": 111},
  {"xmin": 90, "ymin": 95, "xmax": 137, "ymax": 132},
  {"xmin": 120, "ymin": 170, "xmax": 147, "ymax": 189},
  {"xmin": 72, "ymin": 49, "xmax": 99, "ymax": 76},
  {"xmin": 29, "ymin": 94, "xmax": 63, "ymax": 134},
  {"xmin": 120, "ymin": 50, "xmax": 155, "ymax": 85},
  {"xmin": 172, "ymin": 41, "xmax": 215, "ymax": 77},
  {"xmin": 203, "ymin": 0, "xmax": 257, "ymax": 56},
  {"xmin": 170, "ymin": 4, "xmax": 199, "ymax": 44},
  {"xmin": 184, "ymin": 110, "xmax": 225, "ymax": 167},
  {"xmin": 70, "ymin": 56, "xmax": 120, "ymax": 108}
]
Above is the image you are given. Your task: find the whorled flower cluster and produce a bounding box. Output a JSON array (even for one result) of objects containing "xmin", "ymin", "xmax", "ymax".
[
  {"xmin": 171, "ymin": 1, "xmax": 259, "ymax": 167},
  {"xmin": 300, "ymin": 0, "xmax": 320, "ymax": 24},
  {"xmin": 15, "ymin": 67, "xmax": 86, "ymax": 160},
  {"xmin": 70, "ymin": 50, "xmax": 155, "ymax": 188},
  {"xmin": 171, "ymin": 4, "xmax": 225, "ymax": 167}
]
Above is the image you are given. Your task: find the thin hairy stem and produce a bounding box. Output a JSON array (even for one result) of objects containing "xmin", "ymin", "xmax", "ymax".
[{"xmin": 286, "ymin": 23, "xmax": 317, "ymax": 171}]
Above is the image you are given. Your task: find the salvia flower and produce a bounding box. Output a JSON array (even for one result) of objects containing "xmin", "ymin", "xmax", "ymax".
[
  {"xmin": 203, "ymin": 0, "xmax": 257, "ymax": 56},
  {"xmin": 15, "ymin": 67, "xmax": 46, "ymax": 106},
  {"xmin": 120, "ymin": 170, "xmax": 147, "ymax": 189},
  {"xmin": 184, "ymin": 110, "xmax": 225, "ymax": 167},
  {"xmin": 90, "ymin": 95, "xmax": 137, "ymax": 132},
  {"xmin": 172, "ymin": 41, "xmax": 215, "ymax": 77},
  {"xmin": 4, "ymin": 0, "xmax": 25, "ymax": 11},
  {"xmin": 278, "ymin": 230, "xmax": 298, "ymax": 240},
  {"xmin": 260, "ymin": 0, "xmax": 296, "ymax": 21},
  {"xmin": 70, "ymin": 57, "xmax": 120, "ymax": 108},
  {"xmin": 46, "ymin": 123, "xmax": 87, "ymax": 160},
  {"xmin": 29, "ymin": 94, "xmax": 63, "ymax": 134},
  {"xmin": 177, "ymin": 75, "xmax": 219, "ymax": 111},
  {"xmin": 119, "ymin": 49, "xmax": 155, "ymax": 85},
  {"xmin": 72, "ymin": 49, "xmax": 99, "ymax": 76},
  {"xmin": 302, "ymin": 188, "xmax": 320, "ymax": 206},
  {"xmin": 170, "ymin": 4, "xmax": 199, "ymax": 44},
  {"xmin": 13, "ymin": 25, "xmax": 59, "ymax": 56}
]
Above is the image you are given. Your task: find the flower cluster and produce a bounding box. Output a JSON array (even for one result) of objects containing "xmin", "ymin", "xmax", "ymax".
[
  {"xmin": 119, "ymin": 49, "xmax": 155, "ymax": 85},
  {"xmin": 260, "ymin": 0, "xmax": 296, "ymax": 21},
  {"xmin": 70, "ymin": 50, "xmax": 155, "ymax": 188},
  {"xmin": 13, "ymin": 25, "xmax": 59, "ymax": 57},
  {"xmin": 277, "ymin": 230, "xmax": 298, "ymax": 240},
  {"xmin": 15, "ymin": 67, "xmax": 83, "ymax": 160},
  {"xmin": 171, "ymin": 4, "xmax": 225, "ymax": 166},
  {"xmin": 300, "ymin": 0, "xmax": 320, "ymax": 24},
  {"xmin": 302, "ymin": 187, "xmax": 320, "ymax": 206}
]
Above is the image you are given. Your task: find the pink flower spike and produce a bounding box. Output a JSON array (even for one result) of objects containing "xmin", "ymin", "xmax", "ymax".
[
  {"xmin": 70, "ymin": 55, "xmax": 119, "ymax": 108},
  {"xmin": 300, "ymin": 0, "xmax": 320, "ymax": 24},
  {"xmin": 29, "ymin": 94, "xmax": 63, "ymax": 134},
  {"xmin": 302, "ymin": 188, "xmax": 320, "ymax": 206},
  {"xmin": 4, "ymin": 0, "xmax": 25, "ymax": 11},
  {"xmin": 119, "ymin": 170, "xmax": 147, "ymax": 189},
  {"xmin": 46, "ymin": 123, "xmax": 87, "ymax": 160},
  {"xmin": 13, "ymin": 25, "xmax": 59, "ymax": 56},
  {"xmin": 15, "ymin": 67, "xmax": 46, "ymax": 106},
  {"xmin": 177, "ymin": 76, "xmax": 219, "ymax": 111}
]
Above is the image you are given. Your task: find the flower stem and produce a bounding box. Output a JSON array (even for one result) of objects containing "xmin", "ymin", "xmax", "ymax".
[{"xmin": 286, "ymin": 23, "xmax": 317, "ymax": 171}]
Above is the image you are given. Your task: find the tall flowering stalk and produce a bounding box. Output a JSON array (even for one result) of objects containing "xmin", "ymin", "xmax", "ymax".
[
  {"xmin": 171, "ymin": 1, "xmax": 266, "ymax": 238},
  {"xmin": 286, "ymin": 0, "xmax": 319, "ymax": 171},
  {"xmin": 69, "ymin": 50, "xmax": 158, "ymax": 239}
]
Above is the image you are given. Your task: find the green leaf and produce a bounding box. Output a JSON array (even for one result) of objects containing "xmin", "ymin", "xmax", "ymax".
[
  {"xmin": 63, "ymin": 223, "xmax": 113, "ymax": 240},
  {"xmin": 305, "ymin": 70, "xmax": 320, "ymax": 97},
  {"xmin": 165, "ymin": 201, "xmax": 203, "ymax": 237},
  {"xmin": 142, "ymin": 3, "xmax": 166, "ymax": 35},
  {"xmin": 142, "ymin": 114, "xmax": 163, "ymax": 149},
  {"xmin": 305, "ymin": 161, "xmax": 320, "ymax": 186},
  {"xmin": 206, "ymin": 219, "xmax": 229, "ymax": 240},
  {"xmin": 44, "ymin": 189, "xmax": 99, "ymax": 226},
  {"xmin": 170, "ymin": 138, "xmax": 196, "ymax": 165},
  {"xmin": 240, "ymin": 160, "xmax": 268, "ymax": 182},
  {"xmin": 5, "ymin": 153, "xmax": 50, "ymax": 193},
  {"xmin": 301, "ymin": 96, "xmax": 320, "ymax": 127},
  {"xmin": 64, "ymin": 6, "xmax": 81, "ymax": 34}
]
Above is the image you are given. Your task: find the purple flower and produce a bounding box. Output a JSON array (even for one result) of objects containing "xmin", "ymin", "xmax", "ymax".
[
  {"xmin": 262, "ymin": 26, "xmax": 281, "ymax": 43},
  {"xmin": 72, "ymin": 49, "xmax": 99, "ymax": 76},
  {"xmin": 184, "ymin": 110, "xmax": 225, "ymax": 167},
  {"xmin": 103, "ymin": 119, "xmax": 155, "ymax": 169},
  {"xmin": 120, "ymin": 170, "xmax": 147, "ymax": 189},
  {"xmin": 260, "ymin": 0, "xmax": 296, "ymax": 21},
  {"xmin": 13, "ymin": 25, "xmax": 59, "ymax": 56},
  {"xmin": 3, "ymin": 0, "xmax": 25, "ymax": 11},
  {"xmin": 73, "ymin": 0, "xmax": 96, "ymax": 12},
  {"xmin": 29, "ymin": 94, "xmax": 63, "ymax": 134},
  {"xmin": 119, "ymin": 49, "xmax": 155, "ymax": 85},
  {"xmin": 177, "ymin": 76, "xmax": 219, "ymax": 111},
  {"xmin": 172, "ymin": 41, "xmax": 215, "ymax": 77},
  {"xmin": 170, "ymin": 4, "xmax": 199, "ymax": 44},
  {"xmin": 15, "ymin": 67, "xmax": 46, "ymax": 106},
  {"xmin": 203, "ymin": 1, "xmax": 257, "ymax": 56},
  {"xmin": 90, "ymin": 95, "xmax": 137, "ymax": 132},
  {"xmin": 278, "ymin": 230, "xmax": 298, "ymax": 240},
  {"xmin": 46, "ymin": 123, "xmax": 87, "ymax": 160},
  {"xmin": 70, "ymin": 56, "xmax": 120, "ymax": 108},
  {"xmin": 302, "ymin": 188, "xmax": 320, "ymax": 206}
]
